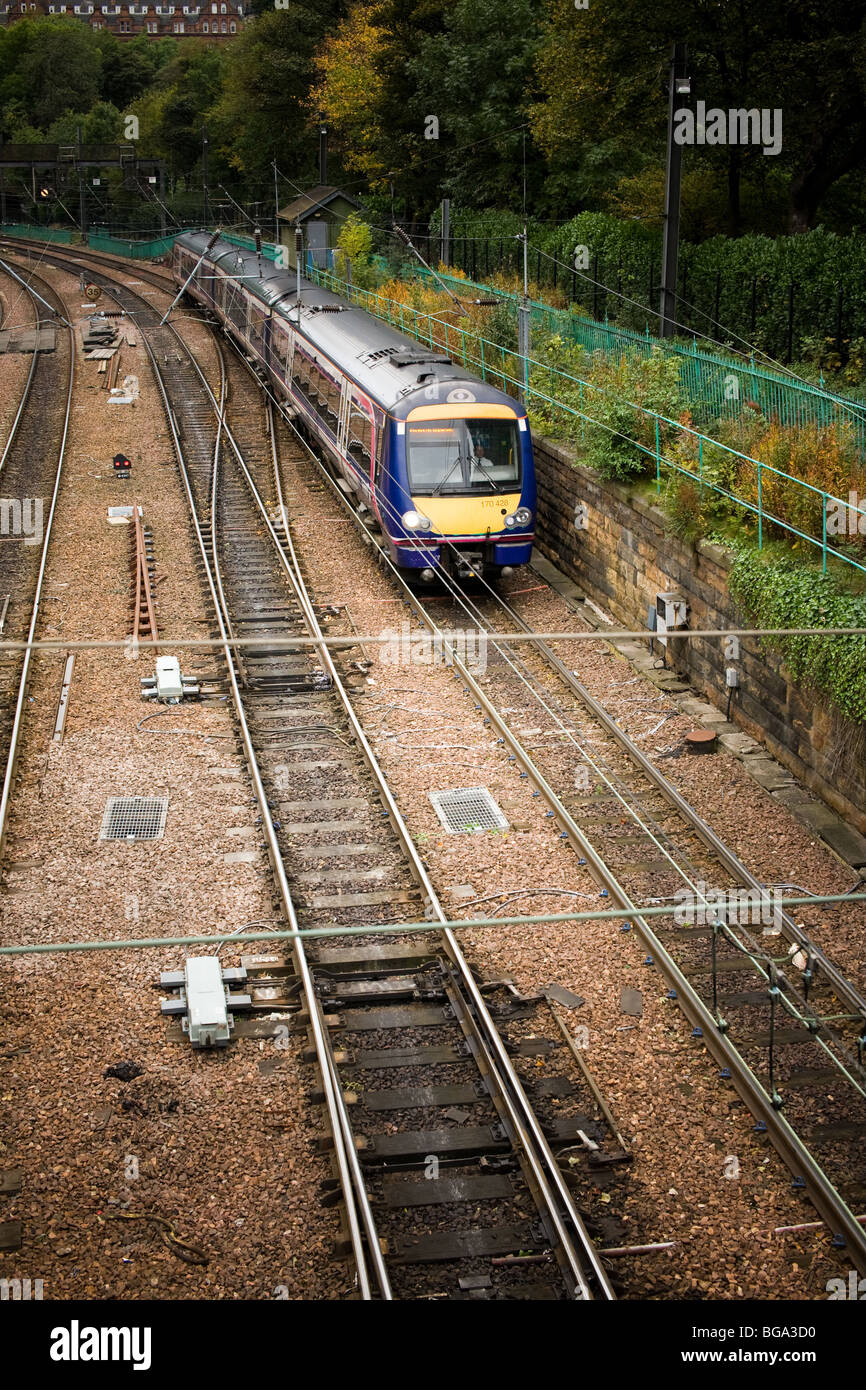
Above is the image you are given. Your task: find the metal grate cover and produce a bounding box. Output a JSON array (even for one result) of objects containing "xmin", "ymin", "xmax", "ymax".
[
  {"xmin": 429, "ymin": 786, "xmax": 509, "ymax": 834},
  {"xmin": 100, "ymin": 796, "xmax": 168, "ymax": 842}
]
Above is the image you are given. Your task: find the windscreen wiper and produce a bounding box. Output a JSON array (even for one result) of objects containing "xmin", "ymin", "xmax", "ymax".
[
  {"xmin": 471, "ymin": 457, "xmax": 509, "ymax": 492},
  {"xmin": 432, "ymin": 454, "xmax": 469, "ymax": 495}
]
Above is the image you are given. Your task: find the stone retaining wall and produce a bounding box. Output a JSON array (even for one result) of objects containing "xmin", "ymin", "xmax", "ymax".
[{"xmin": 534, "ymin": 435, "xmax": 866, "ymax": 831}]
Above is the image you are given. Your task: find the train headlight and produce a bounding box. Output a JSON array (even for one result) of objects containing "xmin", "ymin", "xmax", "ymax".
[
  {"xmin": 504, "ymin": 514, "xmax": 517, "ymax": 528},
  {"xmin": 402, "ymin": 510, "xmax": 431, "ymax": 531},
  {"xmin": 504, "ymin": 507, "xmax": 533, "ymax": 529}
]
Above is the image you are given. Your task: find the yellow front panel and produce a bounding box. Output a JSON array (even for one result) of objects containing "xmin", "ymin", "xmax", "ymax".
[{"xmin": 418, "ymin": 494, "xmax": 521, "ymax": 536}]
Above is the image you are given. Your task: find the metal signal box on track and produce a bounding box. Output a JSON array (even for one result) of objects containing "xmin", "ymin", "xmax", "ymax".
[
  {"xmin": 140, "ymin": 655, "xmax": 200, "ymax": 704},
  {"xmin": 159, "ymin": 957, "xmax": 251, "ymax": 1048}
]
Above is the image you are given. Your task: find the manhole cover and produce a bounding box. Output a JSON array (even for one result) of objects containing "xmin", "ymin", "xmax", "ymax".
[
  {"xmin": 429, "ymin": 787, "xmax": 509, "ymax": 834},
  {"xmin": 684, "ymin": 729, "xmax": 717, "ymax": 754},
  {"xmin": 100, "ymin": 796, "xmax": 168, "ymax": 842}
]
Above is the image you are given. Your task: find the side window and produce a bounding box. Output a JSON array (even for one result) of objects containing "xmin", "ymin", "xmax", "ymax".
[
  {"xmin": 276, "ymin": 329, "xmax": 292, "ymax": 376},
  {"xmin": 348, "ymin": 403, "xmax": 372, "ymax": 468},
  {"xmin": 324, "ymin": 373, "xmax": 340, "ymax": 429},
  {"xmin": 314, "ymin": 362, "xmax": 329, "ymax": 407},
  {"xmin": 250, "ymin": 304, "xmax": 266, "ymax": 350},
  {"xmin": 374, "ymin": 415, "xmax": 386, "ymax": 483},
  {"xmin": 234, "ymin": 287, "xmax": 245, "ymax": 331},
  {"xmin": 294, "ymin": 351, "xmax": 313, "ymax": 398}
]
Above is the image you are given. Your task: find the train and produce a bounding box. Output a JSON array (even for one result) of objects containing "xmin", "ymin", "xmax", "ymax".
[{"xmin": 170, "ymin": 231, "xmax": 536, "ymax": 582}]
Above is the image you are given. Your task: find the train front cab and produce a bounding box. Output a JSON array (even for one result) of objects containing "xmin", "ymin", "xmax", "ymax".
[{"xmin": 381, "ymin": 403, "xmax": 536, "ymax": 580}]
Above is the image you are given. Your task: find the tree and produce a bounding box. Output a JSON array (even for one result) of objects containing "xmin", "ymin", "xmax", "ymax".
[
  {"xmin": 47, "ymin": 102, "xmax": 123, "ymax": 145},
  {"xmin": 211, "ymin": 5, "xmax": 344, "ymax": 189},
  {"xmin": 149, "ymin": 46, "xmax": 227, "ymax": 188},
  {"xmin": 408, "ymin": 0, "xmax": 543, "ymax": 209},
  {"xmin": 0, "ymin": 17, "xmax": 102, "ymax": 130},
  {"xmin": 308, "ymin": 0, "xmax": 458, "ymax": 216},
  {"xmin": 314, "ymin": 5, "xmax": 388, "ymax": 184},
  {"xmin": 778, "ymin": 6, "xmax": 866, "ymax": 231},
  {"xmin": 531, "ymin": 0, "xmax": 866, "ymax": 234},
  {"xmin": 335, "ymin": 210, "xmax": 374, "ymax": 283},
  {"xmin": 96, "ymin": 34, "xmax": 168, "ymax": 111}
]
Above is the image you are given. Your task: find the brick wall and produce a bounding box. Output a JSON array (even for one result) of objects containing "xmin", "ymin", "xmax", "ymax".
[{"xmin": 534, "ymin": 435, "xmax": 866, "ymax": 831}]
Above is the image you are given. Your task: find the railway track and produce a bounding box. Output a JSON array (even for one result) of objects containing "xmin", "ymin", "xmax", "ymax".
[
  {"xmin": 163, "ymin": 239, "xmax": 866, "ymax": 1274},
  {"xmin": 130, "ymin": 506, "xmax": 158, "ymax": 648},
  {"xmin": 0, "ymin": 259, "xmax": 73, "ymax": 857},
  {"xmin": 34, "ymin": 254, "xmax": 627, "ymax": 1299},
  {"xmin": 0, "ymin": 237, "xmax": 176, "ymax": 298}
]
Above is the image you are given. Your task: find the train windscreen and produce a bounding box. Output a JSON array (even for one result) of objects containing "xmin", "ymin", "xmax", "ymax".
[{"xmin": 406, "ymin": 418, "xmax": 521, "ymax": 495}]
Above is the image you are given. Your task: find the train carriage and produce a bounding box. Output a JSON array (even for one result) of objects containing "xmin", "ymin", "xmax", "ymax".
[{"xmin": 172, "ymin": 231, "xmax": 536, "ymax": 582}]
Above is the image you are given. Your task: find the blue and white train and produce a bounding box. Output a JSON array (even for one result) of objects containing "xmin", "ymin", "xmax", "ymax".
[{"xmin": 171, "ymin": 231, "xmax": 536, "ymax": 581}]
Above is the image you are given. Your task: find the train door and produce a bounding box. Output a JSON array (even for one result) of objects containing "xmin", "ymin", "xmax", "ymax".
[{"xmin": 337, "ymin": 380, "xmax": 351, "ymax": 456}]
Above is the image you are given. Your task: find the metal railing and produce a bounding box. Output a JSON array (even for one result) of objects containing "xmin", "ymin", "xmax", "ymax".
[
  {"xmin": 307, "ymin": 263, "xmax": 866, "ymax": 578},
  {"xmin": 406, "ymin": 264, "xmax": 866, "ymax": 454},
  {"xmin": 0, "ymin": 221, "xmax": 177, "ymax": 259}
]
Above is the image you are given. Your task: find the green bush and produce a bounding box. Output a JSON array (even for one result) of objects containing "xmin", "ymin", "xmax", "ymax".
[
  {"xmin": 528, "ymin": 340, "xmax": 687, "ymax": 482},
  {"xmin": 664, "ymin": 476, "xmax": 708, "ymax": 543},
  {"xmin": 727, "ymin": 544, "xmax": 866, "ymax": 724}
]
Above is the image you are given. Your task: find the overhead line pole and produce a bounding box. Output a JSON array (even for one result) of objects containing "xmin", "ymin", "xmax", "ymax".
[
  {"xmin": 202, "ymin": 122, "xmax": 210, "ymax": 228},
  {"xmin": 273, "ymin": 156, "xmax": 279, "ymax": 245},
  {"xmin": 159, "ymin": 229, "xmax": 222, "ymax": 326},
  {"xmin": 392, "ymin": 224, "xmax": 467, "ymax": 315},
  {"xmin": 517, "ymin": 224, "xmax": 530, "ymax": 404},
  {"xmin": 659, "ymin": 42, "xmax": 690, "ymax": 338}
]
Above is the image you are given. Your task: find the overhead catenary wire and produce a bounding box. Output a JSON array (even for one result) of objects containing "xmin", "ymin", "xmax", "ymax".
[
  {"xmin": 130, "ymin": 247, "xmax": 866, "ymax": 1023},
  {"xmin": 0, "ymin": 626, "xmax": 863, "ymax": 655},
  {"xmin": 68, "ymin": 254, "xmax": 866, "ymax": 1033},
  {"xmin": 2, "ymin": 892, "xmax": 865, "ymax": 957}
]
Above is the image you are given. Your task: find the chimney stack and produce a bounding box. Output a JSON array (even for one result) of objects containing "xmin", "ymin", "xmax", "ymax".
[{"xmin": 319, "ymin": 126, "xmax": 328, "ymax": 186}]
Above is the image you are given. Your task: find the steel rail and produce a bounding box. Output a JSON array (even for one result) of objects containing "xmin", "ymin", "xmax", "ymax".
[
  {"xmin": 196, "ymin": 334, "xmax": 614, "ymax": 1301},
  {"xmin": 254, "ymin": 383, "xmax": 866, "ymax": 1274},
  {"xmin": 0, "ymin": 269, "xmax": 74, "ymax": 861},
  {"xmin": 131, "ymin": 506, "xmax": 158, "ymax": 649},
  {"xmin": 181, "ymin": 314, "xmax": 609, "ymax": 1297},
  {"xmin": 0, "ymin": 237, "xmax": 175, "ymax": 297},
  {"xmin": 207, "ymin": 348, "xmax": 247, "ymax": 687},
  {"xmin": 0, "ymin": 270, "xmax": 42, "ymax": 476},
  {"xmin": 395, "ymin": 569, "xmax": 866, "ymax": 1081},
  {"xmin": 258, "ymin": 391, "xmax": 391, "ymax": 1300}
]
